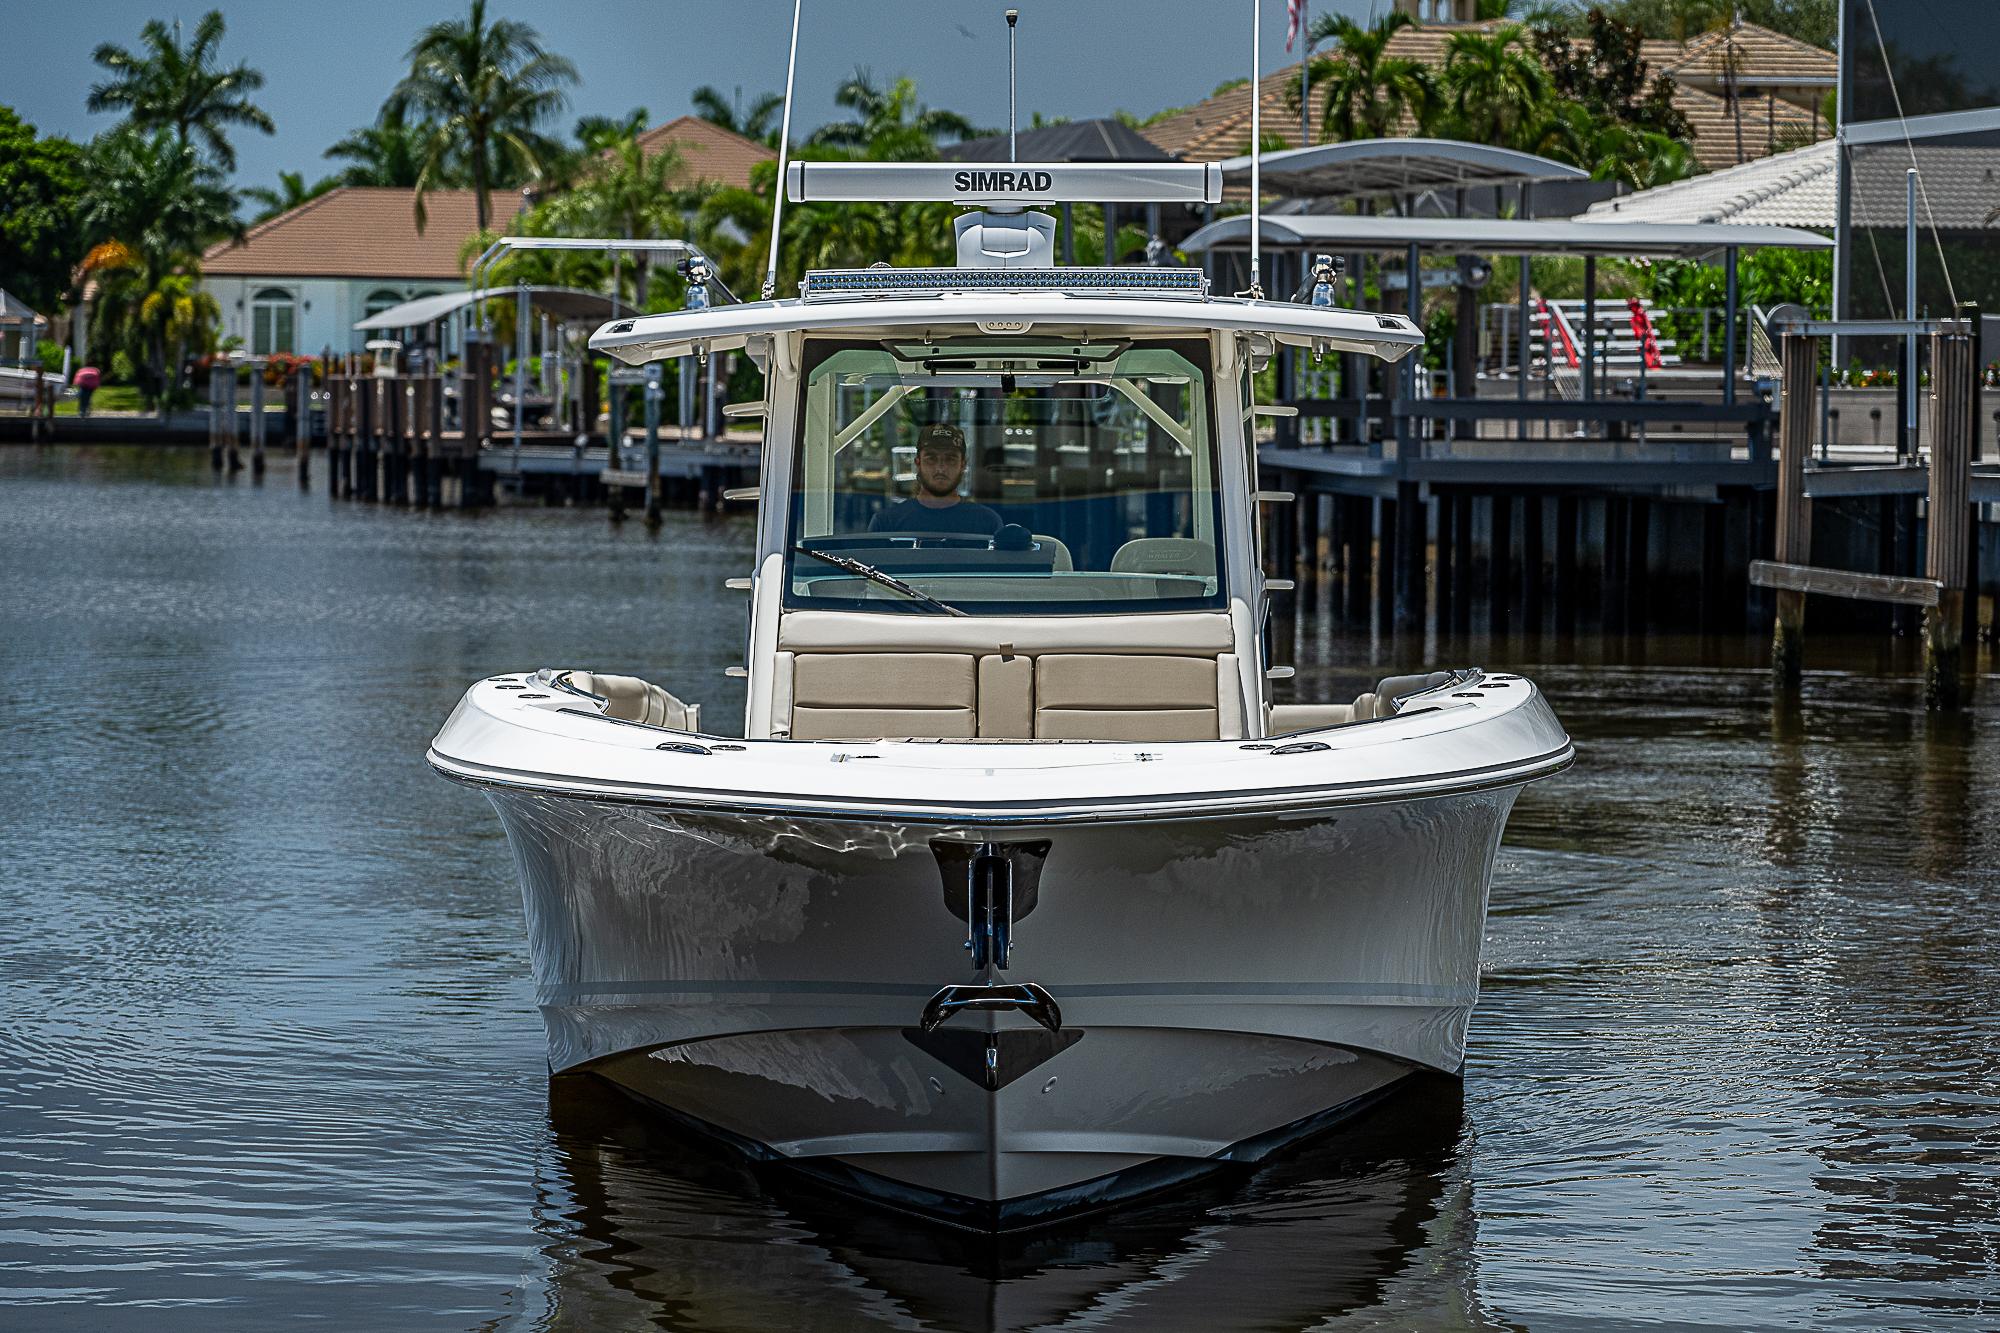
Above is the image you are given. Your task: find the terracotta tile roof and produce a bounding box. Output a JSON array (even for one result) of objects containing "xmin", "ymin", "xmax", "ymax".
[
  {"xmin": 628, "ymin": 115, "xmax": 774, "ymax": 191},
  {"xmin": 202, "ymin": 187, "xmax": 525, "ymax": 280},
  {"xmin": 1673, "ymin": 84, "xmax": 1821, "ymax": 171},
  {"xmin": 1139, "ymin": 64, "xmax": 1324, "ymax": 163},
  {"xmin": 1658, "ymin": 24, "xmax": 1836, "ymax": 93},
  {"xmin": 1137, "ymin": 20, "xmax": 1832, "ymax": 171}
]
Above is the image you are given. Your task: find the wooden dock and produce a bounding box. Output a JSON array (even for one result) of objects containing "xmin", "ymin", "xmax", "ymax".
[{"xmin": 317, "ymin": 359, "xmax": 756, "ymax": 510}]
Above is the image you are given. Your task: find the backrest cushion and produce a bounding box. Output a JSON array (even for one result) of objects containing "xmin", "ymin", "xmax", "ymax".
[
  {"xmin": 1034, "ymin": 653, "xmax": 1220, "ymax": 741},
  {"xmin": 789, "ymin": 652, "xmax": 977, "ymax": 740}
]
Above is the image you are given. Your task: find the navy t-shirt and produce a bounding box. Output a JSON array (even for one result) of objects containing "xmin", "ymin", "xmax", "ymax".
[{"xmin": 869, "ymin": 498, "xmax": 1002, "ymax": 535}]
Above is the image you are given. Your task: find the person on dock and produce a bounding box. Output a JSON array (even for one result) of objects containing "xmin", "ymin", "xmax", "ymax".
[
  {"xmin": 73, "ymin": 365, "xmax": 99, "ymax": 418},
  {"xmin": 870, "ymin": 422, "xmax": 1001, "ymax": 535}
]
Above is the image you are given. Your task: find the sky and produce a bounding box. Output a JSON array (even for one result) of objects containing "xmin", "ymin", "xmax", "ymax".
[{"xmin": 8, "ymin": 0, "xmax": 1383, "ymax": 192}]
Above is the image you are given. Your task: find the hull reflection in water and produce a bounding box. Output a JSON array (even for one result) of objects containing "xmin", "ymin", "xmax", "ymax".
[
  {"xmin": 481, "ymin": 782, "xmax": 1519, "ymax": 1227},
  {"xmin": 508, "ymin": 1072, "xmax": 1484, "ymax": 1332}
]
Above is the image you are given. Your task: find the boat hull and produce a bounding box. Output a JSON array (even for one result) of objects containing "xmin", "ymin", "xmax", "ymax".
[{"xmin": 484, "ymin": 781, "xmax": 1517, "ymax": 1226}]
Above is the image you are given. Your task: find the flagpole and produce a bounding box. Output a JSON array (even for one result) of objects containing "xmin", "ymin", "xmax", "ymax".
[{"xmin": 1300, "ymin": 1, "xmax": 1310, "ymax": 148}]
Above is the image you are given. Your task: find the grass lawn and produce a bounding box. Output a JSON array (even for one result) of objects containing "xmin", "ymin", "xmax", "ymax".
[{"xmin": 53, "ymin": 386, "xmax": 152, "ymax": 416}]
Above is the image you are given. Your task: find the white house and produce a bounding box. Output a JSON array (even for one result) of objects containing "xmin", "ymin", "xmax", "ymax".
[{"xmin": 201, "ymin": 187, "xmax": 525, "ymax": 356}]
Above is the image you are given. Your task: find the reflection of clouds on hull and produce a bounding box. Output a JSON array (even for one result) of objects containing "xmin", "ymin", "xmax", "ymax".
[{"xmin": 502, "ymin": 1073, "xmax": 1485, "ymax": 1333}]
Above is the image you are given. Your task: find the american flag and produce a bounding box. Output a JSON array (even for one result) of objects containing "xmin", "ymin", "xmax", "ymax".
[{"xmin": 1287, "ymin": 0, "xmax": 1306, "ymax": 51}]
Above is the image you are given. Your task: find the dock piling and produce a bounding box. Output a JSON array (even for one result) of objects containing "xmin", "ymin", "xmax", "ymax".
[
  {"xmin": 1924, "ymin": 322, "xmax": 1975, "ymax": 708},
  {"xmin": 644, "ymin": 363, "xmax": 664, "ymax": 526},
  {"xmin": 249, "ymin": 365, "xmax": 267, "ymax": 479},
  {"xmin": 1771, "ymin": 333, "xmax": 1815, "ymax": 689},
  {"xmin": 293, "ymin": 366, "xmax": 312, "ymax": 487},
  {"xmin": 1393, "ymin": 481, "xmax": 1424, "ymax": 634}
]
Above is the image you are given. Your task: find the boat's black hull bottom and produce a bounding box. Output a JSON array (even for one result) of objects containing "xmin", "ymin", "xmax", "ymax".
[{"xmin": 573, "ymin": 1067, "xmax": 1422, "ymax": 1233}]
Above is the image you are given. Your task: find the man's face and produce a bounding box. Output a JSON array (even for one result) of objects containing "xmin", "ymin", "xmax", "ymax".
[{"xmin": 916, "ymin": 445, "xmax": 965, "ymax": 499}]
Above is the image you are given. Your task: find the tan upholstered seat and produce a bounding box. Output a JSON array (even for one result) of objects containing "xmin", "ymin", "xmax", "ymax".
[
  {"xmin": 789, "ymin": 652, "xmax": 977, "ymax": 740},
  {"xmin": 559, "ymin": 672, "xmax": 699, "ymax": 729},
  {"xmin": 1269, "ymin": 702, "xmax": 1356, "ymax": 733},
  {"xmin": 1034, "ymin": 653, "xmax": 1222, "ymax": 740},
  {"xmin": 767, "ymin": 612, "xmax": 1246, "ymax": 743},
  {"xmin": 1110, "ymin": 538, "xmax": 1217, "ymax": 578},
  {"xmin": 1371, "ymin": 672, "xmax": 1452, "ymax": 715}
]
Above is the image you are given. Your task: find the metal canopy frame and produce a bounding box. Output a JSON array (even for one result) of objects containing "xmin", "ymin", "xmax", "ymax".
[
  {"xmin": 353, "ymin": 285, "xmax": 626, "ymax": 333},
  {"xmin": 1185, "ymin": 210, "xmax": 1831, "ymax": 452},
  {"xmin": 1215, "ymin": 139, "xmax": 1589, "ymax": 204},
  {"xmin": 1180, "ymin": 214, "xmax": 1834, "ymax": 260},
  {"xmin": 460, "ymin": 236, "xmax": 727, "ymax": 453}
]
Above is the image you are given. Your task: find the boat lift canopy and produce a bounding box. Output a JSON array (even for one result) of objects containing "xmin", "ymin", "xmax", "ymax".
[
  {"xmin": 1216, "ymin": 139, "xmax": 1588, "ymax": 205},
  {"xmin": 1181, "ymin": 214, "xmax": 1833, "ymax": 260},
  {"xmin": 354, "ymin": 285, "xmax": 624, "ymax": 332}
]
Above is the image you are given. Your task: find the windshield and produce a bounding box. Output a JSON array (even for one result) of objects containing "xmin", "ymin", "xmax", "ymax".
[{"xmin": 785, "ymin": 337, "xmax": 1224, "ymax": 615}]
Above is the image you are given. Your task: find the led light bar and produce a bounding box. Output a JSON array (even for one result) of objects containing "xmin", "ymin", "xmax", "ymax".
[
  {"xmin": 786, "ymin": 161, "xmax": 1224, "ymax": 205},
  {"xmin": 798, "ymin": 267, "xmax": 1211, "ymax": 302}
]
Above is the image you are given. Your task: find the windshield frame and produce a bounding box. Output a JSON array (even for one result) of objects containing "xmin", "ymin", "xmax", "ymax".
[{"xmin": 781, "ymin": 335, "xmax": 1227, "ymax": 618}]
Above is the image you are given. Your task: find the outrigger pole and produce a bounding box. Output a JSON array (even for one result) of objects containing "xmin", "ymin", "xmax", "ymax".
[
  {"xmin": 1245, "ymin": 0, "xmax": 1263, "ymax": 299},
  {"xmin": 763, "ymin": 0, "xmax": 806, "ymax": 301}
]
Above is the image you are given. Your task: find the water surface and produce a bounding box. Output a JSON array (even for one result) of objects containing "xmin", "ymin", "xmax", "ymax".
[{"xmin": 2, "ymin": 446, "xmax": 1996, "ymax": 1331}]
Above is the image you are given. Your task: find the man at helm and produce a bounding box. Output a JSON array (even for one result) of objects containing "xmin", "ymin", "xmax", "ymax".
[{"xmin": 870, "ymin": 422, "xmax": 1002, "ymax": 534}]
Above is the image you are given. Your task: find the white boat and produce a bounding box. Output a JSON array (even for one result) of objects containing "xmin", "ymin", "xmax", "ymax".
[{"xmin": 430, "ymin": 160, "xmax": 1569, "ymax": 1230}]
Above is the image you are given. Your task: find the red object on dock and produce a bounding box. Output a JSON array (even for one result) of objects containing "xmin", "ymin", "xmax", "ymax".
[
  {"xmin": 1625, "ymin": 298, "xmax": 1664, "ymax": 371},
  {"xmin": 1535, "ymin": 298, "xmax": 1579, "ymax": 369}
]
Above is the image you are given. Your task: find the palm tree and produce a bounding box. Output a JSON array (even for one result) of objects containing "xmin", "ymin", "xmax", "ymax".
[
  {"xmin": 690, "ymin": 86, "xmax": 786, "ymax": 145},
  {"xmin": 325, "ymin": 103, "xmax": 435, "ymax": 188},
  {"xmin": 1442, "ymin": 24, "xmax": 1549, "ymax": 148},
  {"xmin": 81, "ymin": 126, "xmax": 238, "ymax": 270},
  {"xmin": 87, "ymin": 11, "xmax": 274, "ymax": 171},
  {"xmin": 530, "ymin": 136, "xmax": 690, "ymax": 308},
  {"xmin": 574, "ymin": 108, "xmax": 649, "ymax": 155},
  {"xmin": 242, "ymin": 170, "xmax": 337, "ymax": 222},
  {"xmin": 395, "ymin": 0, "xmax": 579, "ymax": 232},
  {"xmin": 77, "ymin": 127, "xmax": 238, "ymax": 408},
  {"xmin": 139, "ymin": 270, "xmax": 221, "ymax": 393},
  {"xmin": 1525, "ymin": 102, "xmax": 1696, "ymax": 190},
  {"xmin": 1303, "ymin": 12, "xmax": 1438, "ymax": 142},
  {"xmin": 808, "ymin": 71, "xmax": 982, "ymax": 157}
]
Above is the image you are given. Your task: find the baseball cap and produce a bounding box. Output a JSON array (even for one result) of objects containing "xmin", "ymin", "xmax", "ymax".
[{"xmin": 916, "ymin": 422, "xmax": 965, "ymax": 454}]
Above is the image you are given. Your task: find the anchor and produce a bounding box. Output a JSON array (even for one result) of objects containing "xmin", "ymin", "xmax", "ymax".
[
  {"xmin": 908, "ymin": 982, "xmax": 1075, "ymax": 1091},
  {"xmin": 918, "ymin": 981, "xmax": 1063, "ymax": 1034},
  {"xmin": 929, "ymin": 838, "xmax": 1049, "ymax": 971}
]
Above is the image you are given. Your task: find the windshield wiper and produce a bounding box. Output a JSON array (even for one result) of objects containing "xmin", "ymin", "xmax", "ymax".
[{"xmin": 792, "ymin": 544, "xmax": 970, "ymax": 616}]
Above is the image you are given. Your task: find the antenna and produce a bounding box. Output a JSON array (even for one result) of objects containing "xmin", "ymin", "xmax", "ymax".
[
  {"xmin": 1245, "ymin": 0, "xmax": 1263, "ymax": 299},
  {"xmin": 1006, "ymin": 9, "xmax": 1019, "ymax": 163},
  {"xmin": 762, "ymin": 0, "xmax": 805, "ymax": 301}
]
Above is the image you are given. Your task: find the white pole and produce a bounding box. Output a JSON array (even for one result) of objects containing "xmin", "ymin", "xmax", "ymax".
[
  {"xmin": 514, "ymin": 281, "xmax": 528, "ymax": 454},
  {"xmin": 1248, "ymin": 0, "xmax": 1263, "ymax": 297},
  {"xmin": 762, "ymin": 0, "xmax": 805, "ymax": 301},
  {"xmin": 1007, "ymin": 10, "xmax": 1019, "ymax": 162}
]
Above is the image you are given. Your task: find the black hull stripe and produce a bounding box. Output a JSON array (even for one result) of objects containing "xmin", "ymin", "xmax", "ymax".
[{"xmin": 537, "ymin": 977, "xmax": 1474, "ymax": 1003}]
